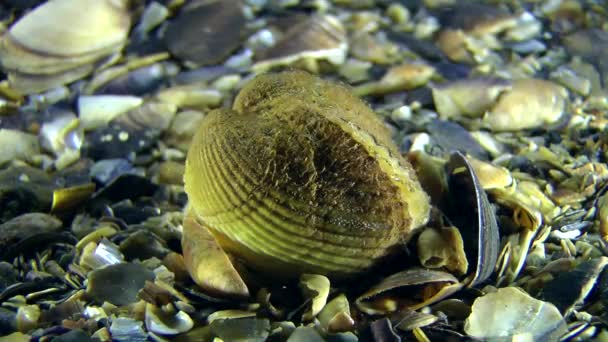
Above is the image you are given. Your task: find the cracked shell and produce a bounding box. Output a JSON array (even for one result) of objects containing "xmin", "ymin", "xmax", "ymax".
[{"xmin": 184, "ymin": 71, "xmax": 430, "ymax": 278}]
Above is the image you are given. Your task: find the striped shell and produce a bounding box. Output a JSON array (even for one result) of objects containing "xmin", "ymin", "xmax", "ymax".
[{"xmin": 184, "ymin": 71, "xmax": 430, "ymax": 277}]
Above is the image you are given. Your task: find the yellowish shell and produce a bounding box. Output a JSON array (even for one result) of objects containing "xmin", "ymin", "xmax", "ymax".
[{"xmin": 184, "ymin": 71, "xmax": 430, "ymax": 277}]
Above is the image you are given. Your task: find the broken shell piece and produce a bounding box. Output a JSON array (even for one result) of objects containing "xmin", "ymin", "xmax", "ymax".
[
  {"xmin": 84, "ymin": 53, "xmax": 171, "ymax": 95},
  {"xmin": 0, "ymin": 129, "xmax": 40, "ymax": 166},
  {"xmin": 16, "ymin": 305, "xmax": 40, "ymax": 333},
  {"xmin": 145, "ymin": 303, "xmax": 193, "ymax": 335},
  {"xmin": 110, "ymin": 317, "xmax": 148, "ymax": 341},
  {"xmin": 349, "ymin": 32, "xmax": 399, "ymax": 65},
  {"xmin": 299, "ymin": 274, "xmax": 330, "ymax": 321},
  {"xmin": 432, "ymin": 78, "xmax": 512, "ymax": 120},
  {"xmin": 79, "ymin": 239, "xmax": 124, "ymax": 270},
  {"xmin": 483, "ymin": 79, "xmax": 568, "ymax": 131},
  {"xmin": 417, "ymin": 226, "xmax": 468, "ymax": 275},
  {"xmin": 318, "ymin": 294, "xmax": 354, "ymax": 333},
  {"xmin": 40, "ymin": 113, "xmax": 82, "ymax": 156},
  {"xmin": 78, "ymin": 95, "xmax": 143, "ymax": 131},
  {"xmin": 181, "ymin": 210, "xmax": 248, "ymax": 298},
  {"xmin": 156, "ymin": 86, "xmax": 223, "ymax": 109},
  {"xmin": 356, "ymin": 268, "xmax": 462, "ymax": 315},
  {"xmin": 466, "ymin": 157, "xmax": 513, "ymax": 190},
  {"xmin": 252, "ymin": 14, "xmax": 347, "ymax": 72},
  {"xmin": 112, "ymin": 101, "xmax": 177, "ymax": 133},
  {"xmin": 353, "ymin": 63, "xmax": 435, "ymax": 96},
  {"xmin": 464, "ymin": 287, "xmax": 567, "ymax": 341}
]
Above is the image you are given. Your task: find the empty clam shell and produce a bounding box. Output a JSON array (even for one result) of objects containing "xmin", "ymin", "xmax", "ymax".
[
  {"xmin": 252, "ymin": 14, "xmax": 347, "ymax": 72},
  {"xmin": 446, "ymin": 152, "xmax": 500, "ymax": 287},
  {"xmin": 356, "ymin": 268, "xmax": 462, "ymax": 315},
  {"xmin": 0, "ymin": 0, "xmax": 131, "ymax": 93},
  {"xmin": 0, "ymin": 34, "xmax": 117, "ymax": 75},
  {"xmin": 7, "ymin": 0, "xmax": 129, "ymax": 56}
]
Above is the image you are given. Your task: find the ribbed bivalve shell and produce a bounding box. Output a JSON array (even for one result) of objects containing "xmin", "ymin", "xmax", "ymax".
[{"xmin": 185, "ymin": 71, "xmax": 430, "ymax": 277}]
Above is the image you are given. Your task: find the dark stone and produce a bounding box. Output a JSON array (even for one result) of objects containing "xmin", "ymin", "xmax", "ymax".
[
  {"xmin": 0, "ymin": 166, "xmax": 54, "ymax": 223},
  {"xmin": 541, "ymin": 258, "xmax": 608, "ymax": 314},
  {"xmin": 164, "ymin": 0, "xmax": 246, "ymax": 66},
  {"xmin": 111, "ymin": 201, "xmax": 160, "ymax": 225},
  {"xmin": 0, "ymin": 213, "xmax": 62, "ymax": 251},
  {"xmin": 387, "ymin": 31, "xmax": 446, "ymax": 62},
  {"xmin": 0, "ymin": 262, "xmax": 18, "ymax": 292},
  {"xmin": 91, "ymin": 174, "xmax": 158, "ymax": 203},
  {"xmin": 0, "ymin": 307, "xmax": 16, "ymax": 336},
  {"xmin": 83, "ymin": 125, "xmax": 158, "ymax": 161},
  {"xmin": 51, "ymin": 329, "xmax": 92, "ymax": 342},
  {"xmin": 119, "ymin": 230, "xmax": 169, "ymax": 261}
]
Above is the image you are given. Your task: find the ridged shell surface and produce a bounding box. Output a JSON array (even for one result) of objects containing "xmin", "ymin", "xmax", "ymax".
[{"xmin": 185, "ymin": 71, "xmax": 430, "ymax": 277}]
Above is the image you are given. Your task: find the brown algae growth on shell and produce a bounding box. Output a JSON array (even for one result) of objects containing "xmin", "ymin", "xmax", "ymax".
[{"xmin": 183, "ymin": 71, "xmax": 430, "ymax": 281}]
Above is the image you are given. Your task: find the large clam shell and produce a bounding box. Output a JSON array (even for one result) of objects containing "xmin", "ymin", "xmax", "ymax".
[
  {"xmin": 184, "ymin": 71, "xmax": 430, "ymax": 277},
  {"xmin": 7, "ymin": 0, "xmax": 130, "ymax": 57}
]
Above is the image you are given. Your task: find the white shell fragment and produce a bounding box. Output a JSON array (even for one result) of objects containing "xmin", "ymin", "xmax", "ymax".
[
  {"xmin": 464, "ymin": 287, "xmax": 567, "ymax": 342},
  {"xmin": 299, "ymin": 274, "xmax": 331, "ymax": 321},
  {"xmin": 0, "ymin": 129, "xmax": 40, "ymax": 166},
  {"xmin": 354, "ymin": 63, "xmax": 435, "ymax": 96},
  {"xmin": 145, "ymin": 303, "xmax": 194, "ymax": 335},
  {"xmin": 417, "ymin": 226, "xmax": 468, "ymax": 275},
  {"xmin": 432, "ymin": 78, "xmax": 512, "ymax": 119},
  {"xmin": 39, "ymin": 112, "xmax": 84, "ymax": 169},
  {"xmin": 78, "ymin": 95, "xmax": 144, "ymax": 130}
]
